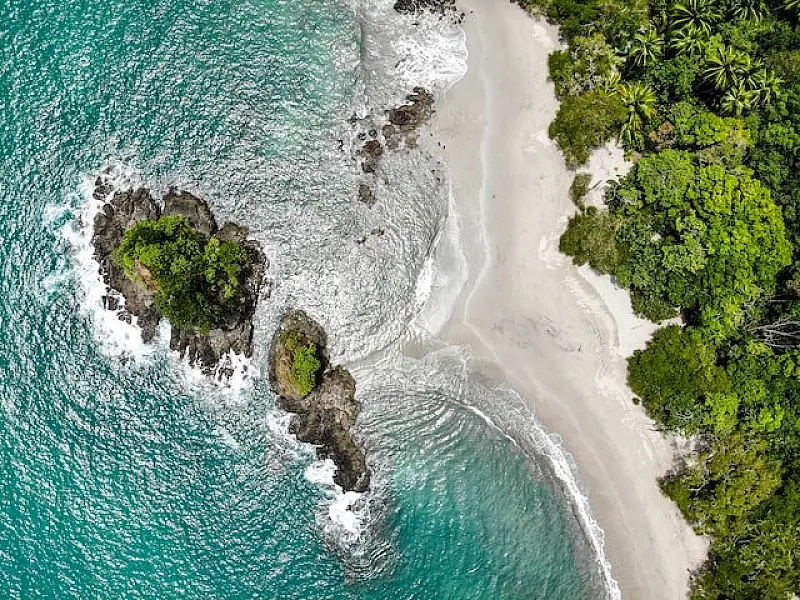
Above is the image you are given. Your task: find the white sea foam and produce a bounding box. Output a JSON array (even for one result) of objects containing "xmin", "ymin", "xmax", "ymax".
[
  {"xmin": 350, "ymin": 0, "xmax": 467, "ymax": 108},
  {"xmin": 213, "ymin": 425, "xmax": 241, "ymax": 450},
  {"xmin": 413, "ymin": 251, "xmax": 435, "ymax": 312},
  {"xmin": 473, "ymin": 374, "xmax": 618, "ymax": 598},
  {"xmin": 524, "ymin": 410, "xmax": 622, "ymax": 599},
  {"xmin": 391, "ymin": 11, "xmax": 467, "ymax": 93},
  {"xmin": 173, "ymin": 348, "xmax": 258, "ymax": 402},
  {"xmin": 54, "ymin": 163, "xmax": 164, "ymax": 363},
  {"xmin": 297, "ymin": 5, "xmax": 468, "ymax": 546},
  {"xmin": 304, "ymin": 459, "xmax": 370, "ymax": 547},
  {"xmin": 361, "ymin": 349, "xmax": 621, "ymax": 599},
  {"xmin": 403, "ymin": 8, "xmax": 623, "ymax": 594},
  {"xmin": 409, "ymin": 170, "xmax": 468, "ymax": 338},
  {"xmin": 53, "ymin": 160, "xmax": 265, "ymax": 398}
]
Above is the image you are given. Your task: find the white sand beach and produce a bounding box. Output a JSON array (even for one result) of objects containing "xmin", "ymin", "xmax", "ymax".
[{"xmin": 428, "ymin": 1, "xmax": 708, "ymax": 597}]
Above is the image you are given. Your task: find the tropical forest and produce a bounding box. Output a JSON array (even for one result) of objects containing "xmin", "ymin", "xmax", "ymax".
[{"xmin": 522, "ymin": 0, "xmax": 800, "ymax": 596}]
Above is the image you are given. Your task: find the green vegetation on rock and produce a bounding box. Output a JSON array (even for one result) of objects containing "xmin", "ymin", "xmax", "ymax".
[
  {"xmin": 281, "ymin": 330, "xmax": 322, "ymax": 397},
  {"xmin": 537, "ymin": 0, "xmax": 800, "ymax": 595},
  {"xmin": 114, "ymin": 215, "xmax": 250, "ymax": 332}
]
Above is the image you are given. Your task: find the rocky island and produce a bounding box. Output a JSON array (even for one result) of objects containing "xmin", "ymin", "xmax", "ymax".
[
  {"xmin": 92, "ymin": 180, "xmax": 267, "ymax": 373},
  {"xmin": 269, "ymin": 310, "xmax": 370, "ymax": 493}
]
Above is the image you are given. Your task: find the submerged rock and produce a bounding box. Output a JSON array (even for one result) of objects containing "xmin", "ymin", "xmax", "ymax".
[
  {"xmin": 360, "ymin": 139, "xmax": 384, "ymax": 174},
  {"xmin": 269, "ymin": 310, "xmax": 370, "ymax": 492},
  {"xmin": 388, "ymin": 87, "xmax": 435, "ymax": 132},
  {"xmin": 358, "ymin": 183, "xmax": 376, "ymax": 207},
  {"xmin": 91, "ymin": 178, "xmax": 267, "ymax": 374},
  {"xmin": 351, "ymin": 88, "xmax": 435, "ymax": 208}
]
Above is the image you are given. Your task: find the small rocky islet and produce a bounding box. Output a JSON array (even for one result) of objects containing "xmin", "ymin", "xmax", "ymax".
[
  {"xmin": 91, "ymin": 177, "xmax": 370, "ymax": 492},
  {"xmin": 268, "ymin": 310, "xmax": 370, "ymax": 492},
  {"xmin": 92, "ymin": 180, "xmax": 267, "ymax": 373}
]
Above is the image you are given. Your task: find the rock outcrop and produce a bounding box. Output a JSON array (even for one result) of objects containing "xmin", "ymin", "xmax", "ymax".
[
  {"xmin": 388, "ymin": 87, "xmax": 435, "ymax": 133},
  {"xmin": 393, "ymin": 0, "xmax": 457, "ymax": 17},
  {"xmin": 92, "ymin": 186, "xmax": 163, "ymax": 340},
  {"xmin": 269, "ymin": 310, "xmax": 370, "ymax": 492},
  {"xmin": 92, "ymin": 177, "xmax": 267, "ymax": 373},
  {"xmin": 353, "ymin": 87, "xmax": 437, "ymax": 210}
]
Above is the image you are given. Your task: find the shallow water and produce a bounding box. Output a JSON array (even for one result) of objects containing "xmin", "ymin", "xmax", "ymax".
[{"xmin": 1, "ymin": 1, "xmax": 608, "ymax": 598}]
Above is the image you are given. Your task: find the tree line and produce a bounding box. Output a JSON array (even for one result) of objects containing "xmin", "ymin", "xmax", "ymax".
[{"xmin": 521, "ymin": 0, "xmax": 800, "ymax": 596}]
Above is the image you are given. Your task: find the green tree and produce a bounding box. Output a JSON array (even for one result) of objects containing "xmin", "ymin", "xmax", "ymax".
[
  {"xmin": 670, "ymin": 24, "xmax": 709, "ymax": 56},
  {"xmin": 730, "ymin": 0, "xmax": 768, "ymax": 23},
  {"xmin": 617, "ymin": 82, "xmax": 657, "ymax": 146},
  {"xmin": 628, "ymin": 325, "xmax": 730, "ymax": 432},
  {"xmin": 610, "ymin": 151, "xmax": 791, "ymax": 338},
  {"xmin": 668, "ymin": 101, "xmax": 747, "ymax": 151},
  {"xmin": 661, "ymin": 433, "xmax": 782, "ymax": 534},
  {"xmin": 569, "ymin": 172, "xmax": 592, "ymax": 208},
  {"xmin": 548, "ymin": 89, "xmax": 627, "ymax": 167},
  {"xmin": 721, "ymin": 81, "xmax": 757, "ymax": 115},
  {"xmin": 281, "ymin": 330, "xmax": 322, "ymax": 397},
  {"xmin": 627, "ymin": 26, "xmax": 663, "ymax": 69},
  {"xmin": 703, "ymin": 43, "xmax": 751, "ymax": 92},
  {"xmin": 559, "ymin": 206, "xmax": 621, "ymax": 272},
  {"xmin": 693, "ymin": 484, "xmax": 800, "ymax": 599},
  {"xmin": 726, "ymin": 344, "xmax": 800, "ymax": 441},
  {"xmin": 643, "ymin": 54, "xmax": 702, "ymax": 103},
  {"xmin": 704, "ymin": 392, "xmax": 739, "ymax": 435},
  {"xmin": 548, "ymin": 33, "xmax": 621, "ymax": 99},
  {"xmin": 543, "ymin": 0, "xmax": 800, "ymax": 596},
  {"xmin": 744, "ymin": 67, "xmax": 784, "ymax": 105},
  {"xmin": 114, "ymin": 216, "xmax": 250, "ymax": 332},
  {"xmin": 672, "ymin": 0, "xmax": 720, "ymax": 34}
]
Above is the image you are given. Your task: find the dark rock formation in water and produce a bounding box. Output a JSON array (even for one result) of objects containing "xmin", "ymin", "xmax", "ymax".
[
  {"xmin": 91, "ymin": 177, "xmax": 267, "ymax": 374},
  {"xmin": 359, "ymin": 139, "xmax": 384, "ymax": 174},
  {"xmin": 388, "ymin": 87, "xmax": 435, "ymax": 132},
  {"xmin": 354, "ymin": 87, "xmax": 437, "ymax": 210},
  {"xmin": 91, "ymin": 186, "xmax": 163, "ymax": 341},
  {"xmin": 269, "ymin": 310, "xmax": 370, "ymax": 493},
  {"xmin": 358, "ymin": 183, "xmax": 376, "ymax": 207},
  {"xmin": 393, "ymin": 0, "xmax": 457, "ymax": 17}
]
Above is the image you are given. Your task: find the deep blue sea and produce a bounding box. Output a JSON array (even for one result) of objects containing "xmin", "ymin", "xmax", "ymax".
[{"xmin": 0, "ymin": 1, "xmax": 609, "ymax": 598}]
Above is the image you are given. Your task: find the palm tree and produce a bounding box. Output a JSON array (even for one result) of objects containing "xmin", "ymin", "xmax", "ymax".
[
  {"xmin": 721, "ymin": 83, "xmax": 757, "ymax": 116},
  {"xmin": 671, "ymin": 24, "xmax": 708, "ymax": 55},
  {"xmin": 745, "ymin": 68, "xmax": 784, "ymax": 105},
  {"xmin": 600, "ymin": 71, "xmax": 622, "ymax": 93},
  {"xmin": 617, "ymin": 83, "xmax": 657, "ymax": 146},
  {"xmin": 731, "ymin": 0, "xmax": 768, "ymax": 23},
  {"xmin": 672, "ymin": 0, "xmax": 720, "ymax": 35},
  {"xmin": 703, "ymin": 44, "xmax": 751, "ymax": 92},
  {"xmin": 628, "ymin": 27, "xmax": 663, "ymax": 68},
  {"xmin": 650, "ymin": 1, "xmax": 671, "ymax": 32}
]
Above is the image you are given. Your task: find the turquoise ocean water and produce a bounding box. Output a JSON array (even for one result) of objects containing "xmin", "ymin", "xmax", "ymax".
[{"xmin": 0, "ymin": 1, "xmax": 609, "ymax": 598}]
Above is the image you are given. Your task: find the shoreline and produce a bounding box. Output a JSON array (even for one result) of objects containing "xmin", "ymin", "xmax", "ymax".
[{"xmin": 423, "ymin": 2, "xmax": 707, "ymax": 598}]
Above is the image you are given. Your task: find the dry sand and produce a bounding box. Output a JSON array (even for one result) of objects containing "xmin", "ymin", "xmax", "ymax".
[{"xmin": 424, "ymin": 1, "xmax": 708, "ymax": 598}]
